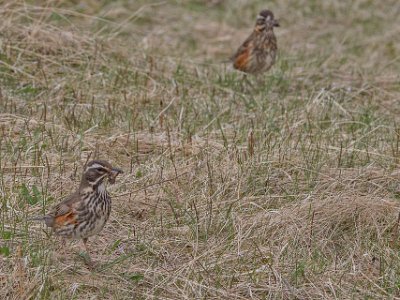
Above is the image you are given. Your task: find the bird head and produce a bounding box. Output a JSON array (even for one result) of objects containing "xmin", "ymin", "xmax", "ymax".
[
  {"xmin": 255, "ymin": 10, "xmax": 279, "ymax": 31},
  {"xmin": 82, "ymin": 160, "xmax": 123, "ymax": 187}
]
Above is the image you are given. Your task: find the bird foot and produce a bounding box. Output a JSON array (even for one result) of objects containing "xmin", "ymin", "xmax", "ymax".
[
  {"xmin": 79, "ymin": 252, "xmax": 96, "ymax": 270},
  {"xmin": 85, "ymin": 259, "xmax": 96, "ymax": 271}
]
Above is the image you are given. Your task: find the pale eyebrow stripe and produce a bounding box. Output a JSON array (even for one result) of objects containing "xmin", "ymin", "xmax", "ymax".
[{"xmin": 88, "ymin": 163, "xmax": 104, "ymax": 169}]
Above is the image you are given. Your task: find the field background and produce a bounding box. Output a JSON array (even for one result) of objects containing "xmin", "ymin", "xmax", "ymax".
[{"xmin": 1, "ymin": 0, "xmax": 400, "ymax": 299}]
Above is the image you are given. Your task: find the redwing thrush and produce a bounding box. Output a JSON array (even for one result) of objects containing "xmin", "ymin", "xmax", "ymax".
[
  {"xmin": 31, "ymin": 160, "xmax": 123, "ymax": 266},
  {"xmin": 231, "ymin": 9, "xmax": 279, "ymax": 75}
]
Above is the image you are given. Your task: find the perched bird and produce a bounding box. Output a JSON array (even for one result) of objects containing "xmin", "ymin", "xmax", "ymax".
[
  {"xmin": 31, "ymin": 160, "xmax": 123, "ymax": 267},
  {"xmin": 231, "ymin": 9, "xmax": 279, "ymax": 75}
]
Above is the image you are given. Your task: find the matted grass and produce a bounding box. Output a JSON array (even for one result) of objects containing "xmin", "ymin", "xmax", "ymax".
[{"xmin": 1, "ymin": 0, "xmax": 400, "ymax": 299}]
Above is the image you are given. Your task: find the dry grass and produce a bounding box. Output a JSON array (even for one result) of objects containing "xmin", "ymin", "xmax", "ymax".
[{"xmin": 1, "ymin": 0, "xmax": 400, "ymax": 299}]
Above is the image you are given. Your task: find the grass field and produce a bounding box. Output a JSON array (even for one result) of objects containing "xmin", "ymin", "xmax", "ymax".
[{"xmin": 1, "ymin": 0, "xmax": 400, "ymax": 299}]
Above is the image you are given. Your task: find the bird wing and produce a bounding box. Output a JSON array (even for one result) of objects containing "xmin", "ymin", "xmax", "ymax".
[
  {"xmin": 231, "ymin": 33, "xmax": 255, "ymax": 72},
  {"xmin": 45, "ymin": 192, "xmax": 81, "ymax": 227}
]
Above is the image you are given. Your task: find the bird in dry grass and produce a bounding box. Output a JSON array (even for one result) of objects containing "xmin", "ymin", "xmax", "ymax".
[
  {"xmin": 31, "ymin": 160, "xmax": 123, "ymax": 267},
  {"xmin": 231, "ymin": 9, "xmax": 279, "ymax": 76}
]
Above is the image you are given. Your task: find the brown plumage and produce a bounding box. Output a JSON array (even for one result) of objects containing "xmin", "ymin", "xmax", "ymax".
[
  {"xmin": 31, "ymin": 160, "xmax": 123, "ymax": 267},
  {"xmin": 231, "ymin": 9, "xmax": 279, "ymax": 75}
]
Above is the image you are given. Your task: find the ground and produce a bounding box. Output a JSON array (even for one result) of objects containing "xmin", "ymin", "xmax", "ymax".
[{"xmin": 1, "ymin": 0, "xmax": 400, "ymax": 299}]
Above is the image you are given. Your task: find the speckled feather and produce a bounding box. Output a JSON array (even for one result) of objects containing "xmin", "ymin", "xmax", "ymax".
[
  {"xmin": 33, "ymin": 160, "xmax": 122, "ymax": 252},
  {"xmin": 41, "ymin": 160, "xmax": 118, "ymax": 241},
  {"xmin": 46, "ymin": 185, "xmax": 112, "ymax": 239},
  {"xmin": 231, "ymin": 9, "xmax": 279, "ymax": 75}
]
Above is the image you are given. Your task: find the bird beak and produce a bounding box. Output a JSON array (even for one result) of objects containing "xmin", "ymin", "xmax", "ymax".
[
  {"xmin": 273, "ymin": 19, "xmax": 280, "ymax": 27},
  {"xmin": 108, "ymin": 167, "xmax": 123, "ymax": 184}
]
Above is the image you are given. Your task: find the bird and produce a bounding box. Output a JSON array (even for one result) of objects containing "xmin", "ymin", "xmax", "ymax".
[
  {"xmin": 30, "ymin": 160, "xmax": 123, "ymax": 267},
  {"xmin": 231, "ymin": 9, "xmax": 279, "ymax": 76}
]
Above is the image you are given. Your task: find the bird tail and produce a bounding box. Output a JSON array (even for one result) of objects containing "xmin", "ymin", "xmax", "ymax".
[
  {"xmin": 27, "ymin": 216, "xmax": 46, "ymax": 222},
  {"xmin": 27, "ymin": 215, "xmax": 54, "ymax": 227}
]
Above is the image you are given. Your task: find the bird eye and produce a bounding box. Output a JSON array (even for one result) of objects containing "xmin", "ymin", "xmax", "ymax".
[{"xmin": 96, "ymin": 167, "xmax": 104, "ymax": 172}]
